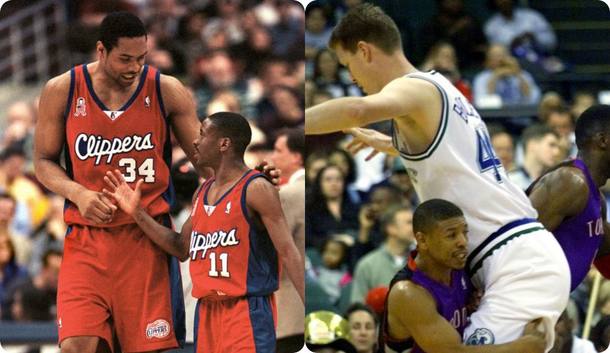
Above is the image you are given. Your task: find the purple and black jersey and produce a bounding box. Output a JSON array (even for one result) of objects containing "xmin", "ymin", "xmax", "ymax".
[
  {"xmin": 382, "ymin": 251, "xmax": 471, "ymax": 353},
  {"xmin": 530, "ymin": 159, "xmax": 604, "ymax": 291}
]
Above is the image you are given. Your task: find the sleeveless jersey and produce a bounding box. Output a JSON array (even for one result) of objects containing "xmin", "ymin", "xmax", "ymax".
[
  {"xmin": 382, "ymin": 252, "xmax": 470, "ymax": 353},
  {"xmin": 189, "ymin": 170, "xmax": 279, "ymax": 298},
  {"xmin": 530, "ymin": 159, "xmax": 603, "ymax": 291},
  {"xmin": 392, "ymin": 71, "xmax": 537, "ymax": 256},
  {"xmin": 64, "ymin": 64, "xmax": 173, "ymax": 226}
]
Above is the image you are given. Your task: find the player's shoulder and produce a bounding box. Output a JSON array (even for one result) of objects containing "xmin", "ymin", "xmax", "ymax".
[
  {"xmin": 389, "ymin": 279, "xmax": 428, "ymax": 304},
  {"xmin": 158, "ymin": 73, "xmax": 185, "ymax": 91},
  {"xmin": 543, "ymin": 164, "xmax": 588, "ymax": 192},
  {"xmin": 43, "ymin": 70, "xmax": 73, "ymax": 93}
]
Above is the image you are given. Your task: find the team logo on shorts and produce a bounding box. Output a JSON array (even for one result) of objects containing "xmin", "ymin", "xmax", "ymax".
[
  {"xmin": 145, "ymin": 319, "xmax": 170, "ymax": 339},
  {"xmin": 74, "ymin": 97, "xmax": 87, "ymax": 117},
  {"xmin": 466, "ymin": 328, "xmax": 495, "ymax": 345}
]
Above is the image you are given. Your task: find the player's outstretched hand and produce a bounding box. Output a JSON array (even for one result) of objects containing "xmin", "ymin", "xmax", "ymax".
[
  {"xmin": 74, "ymin": 189, "xmax": 117, "ymax": 224},
  {"xmin": 343, "ymin": 127, "xmax": 398, "ymax": 160},
  {"xmin": 521, "ymin": 318, "xmax": 546, "ymax": 353},
  {"xmin": 102, "ymin": 169, "xmax": 143, "ymax": 217},
  {"xmin": 255, "ymin": 160, "xmax": 281, "ymax": 186}
]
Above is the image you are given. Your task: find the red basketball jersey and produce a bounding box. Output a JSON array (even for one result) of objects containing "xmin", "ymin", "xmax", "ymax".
[
  {"xmin": 63, "ymin": 64, "xmax": 173, "ymax": 226},
  {"xmin": 189, "ymin": 170, "xmax": 280, "ymax": 298}
]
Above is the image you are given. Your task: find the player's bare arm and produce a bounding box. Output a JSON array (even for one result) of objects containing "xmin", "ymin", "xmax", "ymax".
[
  {"xmin": 528, "ymin": 168, "xmax": 588, "ymax": 232},
  {"xmin": 34, "ymin": 72, "xmax": 117, "ymax": 224},
  {"xmin": 387, "ymin": 281, "xmax": 546, "ymax": 353},
  {"xmin": 246, "ymin": 177, "xmax": 304, "ymax": 303},
  {"xmin": 103, "ymin": 169, "xmax": 190, "ymax": 260},
  {"xmin": 305, "ymin": 77, "xmax": 435, "ymax": 135},
  {"xmin": 159, "ymin": 74, "xmax": 201, "ymax": 166}
]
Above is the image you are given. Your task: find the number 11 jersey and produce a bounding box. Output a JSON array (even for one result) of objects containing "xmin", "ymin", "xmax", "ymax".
[{"xmin": 189, "ymin": 170, "xmax": 280, "ymax": 299}]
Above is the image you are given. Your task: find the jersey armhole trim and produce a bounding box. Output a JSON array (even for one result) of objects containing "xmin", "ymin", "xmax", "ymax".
[
  {"xmin": 62, "ymin": 67, "xmax": 76, "ymax": 121},
  {"xmin": 392, "ymin": 73, "xmax": 449, "ymax": 161},
  {"xmin": 155, "ymin": 69, "xmax": 168, "ymax": 119}
]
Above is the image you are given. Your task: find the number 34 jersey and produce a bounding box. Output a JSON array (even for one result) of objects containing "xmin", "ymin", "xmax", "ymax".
[
  {"xmin": 64, "ymin": 64, "xmax": 173, "ymax": 227},
  {"xmin": 189, "ymin": 170, "xmax": 280, "ymax": 299},
  {"xmin": 392, "ymin": 71, "xmax": 537, "ymax": 253}
]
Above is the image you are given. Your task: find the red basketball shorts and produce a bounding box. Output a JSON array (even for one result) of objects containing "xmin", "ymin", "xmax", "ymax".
[
  {"xmin": 57, "ymin": 219, "xmax": 185, "ymax": 352},
  {"xmin": 194, "ymin": 295, "xmax": 276, "ymax": 353}
]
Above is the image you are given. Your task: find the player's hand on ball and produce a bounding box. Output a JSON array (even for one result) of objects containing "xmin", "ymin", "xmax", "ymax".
[
  {"xmin": 74, "ymin": 189, "xmax": 117, "ymax": 225},
  {"xmin": 103, "ymin": 169, "xmax": 143, "ymax": 217}
]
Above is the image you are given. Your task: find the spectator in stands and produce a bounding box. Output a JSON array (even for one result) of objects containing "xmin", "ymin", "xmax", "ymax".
[
  {"xmin": 328, "ymin": 148, "xmax": 359, "ymax": 203},
  {"xmin": 473, "ymin": 44, "xmax": 540, "ymax": 107},
  {"xmin": 420, "ymin": 0, "xmax": 487, "ymax": 70},
  {"xmin": 544, "ymin": 107, "xmax": 576, "ymax": 158},
  {"xmin": 484, "ymin": 0, "xmax": 556, "ymax": 53},
  {"xmin": 344, "ymin": 303, "xmax": 378, "ymax": 353},
  {"xmin": 538, "ymin": 91, "xmax": 566, "ymax": 123},
  {"xmin": 0, "ymin": 232, "xmax": 28, "ymax": 307},
  {"xmin": 351, "ymin": 206, "xmax": 414, "ymax": 304},
  {"xmin": 355, "ymin": 185, "xmax": 404, "ymax": 252},
  {"xmin": 420, "ymin": 42, "xmax": 472, "ymax": 102},
  {"xmin": 271, "ymin": 128, "xmax": 305, "ymax": 185},
  {"xmin": 508, "ymin": 124, "xmax": 560, "ymax": 190},
  {"xmin": 256, "ymin": 85, "xmax": 304, "ymax": 132},
  {"xmin": 312, "ymin": 48, "xmax": 361, "ymax": 98},
  {"xmin": 193, "ymin": 50, "xmax": 254, "ymax": 119},
  {"xmin": 488, "ymin": 124, "xmax": 516, "ymax": 172},
  {"xmin": 268, "ymin": 0, "xmax": 303, "ymax": 61},
  {"xmin": 306, "ymin": 151, "xmax": 329, "ymax": 185},
  {"xmin": 0, "ymin": 144, "xmax": 49, "ymax": 235},
  {"xmin": 571, "ymin": 92, "xmax": 596, "ymax": 119},
  {"xmin": 306, "ymin": 165, "xmax": 360, "ymax": 249},
  {"xmin": 3, "ymin": 248, "xmax": 62, "ymax": 320},
  {"xmin": 28, "ymin": 194, "xmax": 65, "ymax": 276},
  {"xmin": 0, "ymin": 192, "xmax": 30, "ymax": 267},
  {"xmin": 550, "ymin": 310, "xmax": 596, "ymax": 353},
  {"xmin": 305, "ymin": 4, "xmax": 333, "ymax": 60},
  {"xmin": 313, "ymin": 237, "xmax": 352, "ymax": 306},
  {"xmin": 10, "ymin": 281, "xmax": 53, "ymax": 321},
  {"xmin": 366, "ymin": 158, "xmax": 419, "ymax": 208}
]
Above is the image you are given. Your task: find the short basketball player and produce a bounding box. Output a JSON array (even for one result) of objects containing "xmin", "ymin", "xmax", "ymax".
[
  {"xmin": 305, "ymin": 4, "xmax": 569, "ymax": 350},
  {"xmin": 383, "ymin": 199, "xmax": 546, "ymax": 353},
  {"xmin": 103, "ymin": 112, "xmax": 304, "ymax": 353}
]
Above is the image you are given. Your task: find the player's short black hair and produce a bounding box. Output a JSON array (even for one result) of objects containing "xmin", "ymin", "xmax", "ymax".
[
  {"xmin": 99, "ymin": 12, "xmax": 147, "ymax": 52},
  {"xmin": 575, "ymin": 104, "xmax": 610, "ymax": 150},
  {"xmin": 329, "ymin": 3, "xmax": 402, "ymax": 55},
  {"xmin": 277, "ymin": 128, "xmax": 305, "ymax": 162},
  {"xmin": 207, "ymin": 112, "xmax": 252, "ymax": 156},
  {"xmin": 413, "ymin": 199, "xmax": 463, "ymax": 235}
]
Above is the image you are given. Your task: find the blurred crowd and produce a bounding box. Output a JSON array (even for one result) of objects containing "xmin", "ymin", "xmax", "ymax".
[
  {"xmin": 0, "ymin": 0, "xmax": 306, "ymax": 336},
  {"xmin": 304, "ymin": 0, "xmax": 610, "ymax": 352}
]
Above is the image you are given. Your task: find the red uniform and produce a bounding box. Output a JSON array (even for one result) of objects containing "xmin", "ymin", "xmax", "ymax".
[
  {"xmin": 190, "ymin": 170, "xmax": 278, "ymax": 352},
  {"xmin": 57, "ymin": 64, "xmax": 184, "ymax": 352}
]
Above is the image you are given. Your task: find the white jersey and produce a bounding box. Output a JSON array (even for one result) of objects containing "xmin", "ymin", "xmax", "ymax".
[{"xmin": 392, "ymin": 71, "xmax": 537, "ymax": 255}]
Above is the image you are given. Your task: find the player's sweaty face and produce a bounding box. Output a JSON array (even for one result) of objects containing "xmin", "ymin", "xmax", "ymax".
[
  {"xmin": 105, "ymin": 36, "xmax": 147, "ymax": 87},
  {"xmin": 428, "ymin": 217, "xmax": 469, "ymax": 270},
  {"xmin": 335, "ymin": 45, "xmax": 368, "ymax": 94},
  {"xmin": 193, "ymin": 119, "xmax": 218, "ymax": 166}
]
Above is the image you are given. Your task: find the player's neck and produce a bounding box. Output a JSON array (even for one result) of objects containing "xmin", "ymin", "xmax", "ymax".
[
  {"xmin": 377, "ymin": 53, "xmax": 416, "ymax": 88},
  {"xmin": 579, "ymin": 152, "xmax": 609, "ymax": 188},
  {"xmin": 213, "ymin": 159, "xmax": 249, "ymax": 186},
  {"xmin": 415, "ymin": 255, "xmax": 452, "ymax": 286}
]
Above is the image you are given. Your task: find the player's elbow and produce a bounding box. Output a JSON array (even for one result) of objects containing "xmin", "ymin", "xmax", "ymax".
[{"xmin": 349, "ymin": 98, "xmax": 369, "ymax": 127}]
